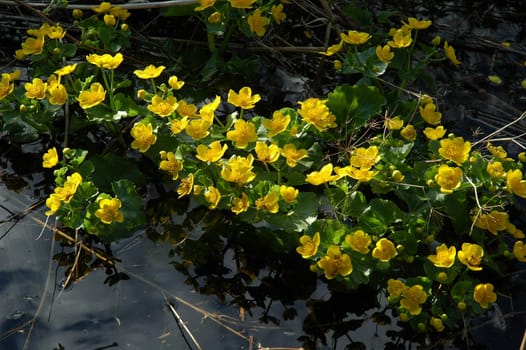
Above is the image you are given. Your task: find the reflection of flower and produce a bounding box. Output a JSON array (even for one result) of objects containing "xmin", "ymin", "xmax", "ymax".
[
  {"xmin": 400, "ymin": 285, "xmax": 427, "ymax": 315},
  {"xmin": 296, "ymin": 232, "xmax": 320, "ymax": 259},
  {"xmin": 428, "ymin": 243, "xmax": 456, "ymax": 268},
  {"xmin": 513, "ymin": 241, "xmax": 526, "ymax": 262},
  {"xmin": 317, "ymin": 245, "xmax": 353, "ymax": 279},
  {"xmin": 228, "ymin": 86, "xmax": 261, "ymax": 109},
  {"xmin": 42, "ymin": 147, "xmax": 59, "ymax": 168},
  {"xmin": 130, "ymin": 123, "xmax": 156, "ymax": 152},
  {"xmin": 438, "ymin": 137, "xmax": 471, "ymax": 165},
  {"xmin": 434, "ymin": 164, "xmax": 462, "ymax": 194},
  {"xmin": 473, "ymin": 283, "xmax": 496, "ymax": 309},
  {"xmin": 457, "ymin": 243, "xmax": 484, "ymax": 271},
  {"xmin": 372, "ymin": 238, "xmax": 397, "ymax": 261},
  {"xmin": 95, "ymin": 197, "xmax": 124, "ymax": 224},
  {"xmin": 345, "ymin": 230, "xmax": 371, "ymax": 254}
]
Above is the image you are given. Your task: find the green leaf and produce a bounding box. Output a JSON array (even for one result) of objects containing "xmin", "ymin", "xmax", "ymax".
[
  {"xmin": 160, "ymin": 4, "xmax": 198, "ymax": 16},
  {"xmin": 89, "ymin": 153, "xmax": 146, "ymax": 192},
  {"xmin": 113, "ymin": 92, "xmax": 139, "ymax": 117},
  {"xmin": 61, "ymin": 43, "xmax": 78, "ymax": 57},
  {"xmin": 358, "ymin": 198, "xmax": 403, "ymax": 234},
  {"xmin": 451, "ymin": 280, "xmax": 473, "ymax": 302},
  {"xmin": 265, "ymin": 192, "xmax": 318, "ymax": 232},
  {"xmin": 326, "ymin": 84, "xmax": 385, "ymax": 130}
]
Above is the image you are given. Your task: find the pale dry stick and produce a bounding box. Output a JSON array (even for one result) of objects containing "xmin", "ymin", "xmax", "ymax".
[
  {"xmin": 472, "ymin": 111, "xmax": 526, "ymax": 147},
  {"xmin": 165, "ymin": 298, "xmax": 203, "ymax": 350},
  {"xmin": 0, "ymin": 0, "xmax": 198, "ymax": 9},
  {"xmin": 520, "ymin": 329, "xmax": 526, "ymax": 350}
]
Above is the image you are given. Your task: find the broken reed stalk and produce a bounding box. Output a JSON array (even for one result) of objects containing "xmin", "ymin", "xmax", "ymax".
[{"xmin": 0, "ymin": 0, "xmax": 198, "ymax": 10}]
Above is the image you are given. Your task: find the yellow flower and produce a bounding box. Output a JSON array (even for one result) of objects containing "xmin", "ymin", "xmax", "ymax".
[
  {"xmin": 262, "ymin": 110, "xmax": 290, "ymax": 137},
  {"xmin": 340, "ymin": 30, "xmax": 371, "ymax": 45},
  {"xmin": 168, "ymin": 76, "xmax": 185, "ymax": 90},
  {"xmin": 255, "ymin": 191, "xmax": 280, "ymax": 213},
  {"xmin": 345, "ymin": 229, "xmax": 371, "ymax": 254},
  {"xmin": 205, "ymin": 186, "xmax": 221, "ymax": 209},
  {"xmin": 432, "ymin": 35, "xmax": 441, "ymax": 46},
  {"xmin": 473, "ymin": 283, "xmax": 497, "ymax": 309},
  {"xmin": 196, "ymin": 141, "xmax": 228, "ymax": 162},
  {"xmin": 36, "ymin": 23, "xmax": 66, "ymax": 39},
  {"xmin": 350, "ymin": 146, "xmax": 380, "ymax": 170},
  {"xmin": 130, "ymin": 123, "xmax": 157, "ymax": 152},
  {"xmin": 46, "ymin": 77, "xmax": 68, "ymax": 105},
  {"xmin": 208, "ymin": 11, "xmax": 222, "ymax": 24},
  {"xmin": 227, "ymin": 86, "xmax": 261, "ymax": 109},
  {"xmin": 45, "ymin": 193, "xmax": 62, "ymax": 215},
  {"xmin": 279, "ymin": 185, "xmax": 298, "ymax": 203},
  {"xmin": 387, "ymin": 279, "xmax": 407, "ymax": 298},
  {"xmin": 321, "ymin": 40, "xmax": 343, "ymax": 56},
  {"xmin": 170, "ymin": 117, "xmax": 189, "ymax": 134},
  {"xmin": 255, "ymin": 142, "xmax": 280, "ymax": 163},
  {"xmin": 298, "ymin": 97, "xmax": 337, "ymax": 132},
  {"xmin": 444, "ymin": 41, "xmax": 461, "ymax": 65},
  {"xmin": 110, "ymin": 6, "xmax": 130, "ymax": 20},
  {"xmin": 429, "ymin": 317, "xmax": 445, "ymax": 332},
  {"xmin": 333, "ymin": 60, "xmax": 342, "ymax": 70},
  {"xmin": 306, "ymin": 163, "xmax": 339, "ymax": 185},
  {"xmin": 221, "ymin": 154, "xmax": 256, "ymax": 185},
  {"xmin": 405, "ymin": 17, "xmax": 432, "ymax": 30},
  {"xmin": 95, "ymin": 197, "xmax": 124, "ymax": 224},
  {"xmin": 77, "ymin": 82, "xmax": 106, "ymax": 109},
  {"xmin": 231, "ymin": 193, "xmax": 250, "ymax": 215},
  {"xmin": 457, "ymin": 243, "xmax": 484, "ymax": 271},
  {"xmin": 185, "ymin": 119, "xmax": 211, "ymax": 140},
  {"xmin": 372, "ymin": 238, "xmax": 397, "ymax": 262},
  {"xmin": 317, "ymin": 245, "xmax": 353, "ymax": 279},
  {"xmin": 280, "ymin": 143, "xmax": 308, "ymax": 167},
  {"xmin": 296, "ymin": 232, "xmax": 320, "ymax": 259},
  {"xmin": 228, "ymin": 0, "xmax": 256, "ymax": 8},
  {"xmin": 54, "ymin": 64, "xmax": 78, "ymax": 77},
  {"xmin": 247, "ymin": 9, "xmax": 269, "ymax": 37},
  {"xmin": 42, "ymin": 147, "xmax": 59, "ymax": 168},
  {"xmin": 474, "ymin": 210, "xmax": 509, "ymax": 235},
  {"xmin": 384, "ymin": 116, "xmax": 404, "ymax": 130},
  {"xmin": 419, "ymin": 102, "xmax": 442, "ymax": 125},
  {"xmin": 104, "ymin": 14, "xmax": 116, "ymax": 26},
  {"xmin": 427, "ymin": 243, "xmax": 456, "ymax": 268},
  {"xmin": 177, "ymin": 100, "xmax": 198, "ymax": 117},
  {"xmin": 159, "ymin": 151, "xmax": 183, "ymax": 180},
  {"xmin": 506, "ymin": 169, "xmax": 526, "ymax": 198},
  {"xmin": 194, "ymin": 0, "xmax": 215, "ymax": 11},
  {"xmin": 486, "ymin": 161, "xmax": 505, "ymax": 179},
  {"xmin": 177, "ymin": 173, "xmax": 194, "ymax": 198},
  {"xmin": 423, "ymin": 126, "xmax": 447, "ymax": 140},
  {"xmin": 73, "ymin": 9, "xmax": 84, "ymax": 19},
  {"xmin": 0, "ymin": 74, "xmax": 15, "ymax": 100},
  {"xmin": 226, "ymin": 119, "xmax": 258, "ymax": 149},
  {"xmin": 86, "ymin": 53, "xmax": 124, "ymax": 69},
  {"xmin": 25, "ymin": 78, "xmax": 47, "ymax": 99},
  {"xmin": 392, "ymin": 170, "xmax": 405, "ymax": 182},
  {"xmin": 92, "ymin": 1, "xmax": 112, "ymax": 13},
  {"xmin": 438, "ymin": 137, "xmax": 471, "ymax": 165},
  {"xmin": 507, "ymin": 222, "xmax": 525, "ymax": 239},
  {"xmin": 400, "ymin": 124, "xmax": 417, "ymax": 141},
  {"xmin": 271, "ymin": 4, "xmax": 286, "ymax": 24},
  {"xmin": 199, "ymin": 95, "xmax": 221, "ymax": 123},
  {"xmin": 376, "ymin": 45, "xmax": 394, "ymax": 63},
  {"xmin": 134, "ymin": 64, "xmax": 166, "ymax": 79},
  {"xmin": 335, "ymin": 166, "xmax": 376, "ymax": 182},
  {"xmin": 53, "ymin": 172, "xmax": 82, "ymax": 204},
  {"xmin": 388, "ymin": 27, "xmax": 412, "ymax": 48},
  {"xmin": 148, "ymin": 95, "xmax": 178, "ymax": 117},
  {"xmin": 21, "ymin": 35, "xmax": 45, "ymax": 56},
  {"xmin": 513, "ymin": 241, "xmax": 526, "ymax": 262},
  {"xmin": 434, "ymin": 164, "xmax": 463, "ymax": 194},
  {"xmin": 400, "ymin": 285, "xmax": 428, "ymax": 315}
]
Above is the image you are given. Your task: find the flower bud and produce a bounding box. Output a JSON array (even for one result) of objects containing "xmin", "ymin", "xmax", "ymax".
[
  {"xmin": 121, "ymin": 23, "xmax": 129, "ymax": 31},
  {"xmin": 457, "ymin": 301, "xmax": 466, "ymax": 311},
  {"xmin": 207, "ymin": 11, "xmax": 222, "ymax": 24},
  {"xmin": 72, "ymin": 9, "xmax": 83, "ymax": 19},
  {"xmin": 437, "ymin": 272, "xmax": 448, "ymax": 282},
  {"xmin": 104, "ymin": 14, "xmax": 116, "ymax": 26},
  {"xmin": 518, "ymin": 152, "xmax": 526, "ymax": 162},
  {"xmin": 137, "ymin": 89, "xmax": 146, "ymax": 99},
  {"xmin": 19, "ymin": 104, "xmax": 27, "ymax": 112}
]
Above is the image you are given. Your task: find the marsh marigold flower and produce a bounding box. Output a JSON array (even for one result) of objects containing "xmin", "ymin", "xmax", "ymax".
[
  {"xmin": 231, "ymin": 193, "xmax": 250, "ymax": 215},
  {"xmin": 177, "ymin": 174, "xmax": 194, "ymax": 198},
  {"xmin": 194, "ymin": 0, "xmax": 215, "ymax": 11},
  {"xmin": 430, "ymin": 317, "xmax": 445, "ymax": 332},
  {"xmin": 306, "ymin": 163, "xmax": 339, "ymax": 185},
  {"xmin": 199, "ymin": 95, "xmax": 221, "ymax": 122},
  {"xmin": 92, "ymin": 1, "xmax": 112, "ymax": 13},
  {"xmin": 384, "ymin": 116, "xmax": 404, "ymax": 130},
  {"xmin": 130, "ymin": 123, "xmax": 156, "ymax": 152},
  {"xmin": 506, "ymin": 169, "xmax": 526, "ymax": 198},
  {"xmin": 21, "ymin": 35, "xmax": 45, "ymax": 56},
  {"xmin": 345, "ymin": 229, "xmax": 371, "ymax": 254},
  {"xmin": 444, "ymin": 41, "xmax": 461, "ymax": 65},
  {"xmin": 428, "ymin": 243, "xmax": 456, "ymax": 268},
  {"xmin": 255, "ymin": 191, "xmax": 280, "ymax": 213},
  {"xmin": 205, "ymin": 186, "xmax": 221, "ymax": 209},
  {"xmin": 298, "ymin": 98, "xmax": 337, "ymax": 132},
  {"xmin": 0, "ymin": 74, "xmax": 15, "ymax": 100},
  {"xmin": 77, "ymin": 82, "xmax": 106, "ymax": 109},
  {"xmin": 221, "ymin": 154, "xmax": 256, "ymax": 185},
  {"xmin": 281, "ymin": 144, "xmax": 308, "ymax": 167},
  {"xmin": 317, "ymin": 245, "xmax": 353, "ymax": 279},
  {"xmin": 400, "ymin": 124, "xmax": 417, "ymax": 141},
  {"xmin": 475, "ymin": 210, "xmax": 509, "ymax": 235},
  {"xmin": 168, "ymin": 76, "xmax": 185, "ymax": 90},
  {"xmin": 487, "ymin": 142, "xmax": 508, "ymax": 159},
  {"xmin": 457, "ymin": 243, "xmax": 484, "ymax": 271},
  {"xmin": 134, "ymin": 64, "xmax": 165, "ymax": 79},
  {"xmin": 376, "ymin": 45, "xmax": 394, "ymax": 63},
  {"xmin": 186, "ymin": 119, "xmax": 211, "ymax": 140},
  {"xmin": 388, "ymin": 27, "xmax": 412, "ymax": 48},
  {"xmin": 419, "ymin": 102, "xmax": 442, "ymax": 125},
  {"xmin": 439, "ymin": 137, "xmax": 471, "ymax": 165},
  {"xmin": 350, "ymin": 146, "xmax": 380, "ymax": 170},
  {"xmin": 296, "ymin": 232, "xmax": 320, "ymax": 259},
  {"xmin": 262, "ymin": 110, "xmax": 290, "ymax": 137},
  {"xmin": 513, "ymin": 241, "xmax": 526, "ymax": 262},
  {"xmin": 226, "ymin": 119, "xmax": 258, "ymax": 149},
  {"xmin": 55, "ymin": 64, "xmax": 78, "ymax": 77},
  {"xmin": 423, "ymin": 126, "xmax": 447, "ymax": 140},
  {"xmin": 400, "ymin": 285, "xmax": 428, "ymax": 315},
  {"xmin": 148, "ymin": 95, "xmax": 178, "ymax": 117},
  {"xmin": 405, "ymin": 17, "xmax": 432, "ymax": 30},
  {"xmin": 196, "ymin": 141, "xmax": 228, "ymax": 163},
  {"xmin": 473, "ymin": 283, "xmax": 496, "ymax": 309},
  {"xmin": 321, "ymin": 40, "xmax": 343, "ymax": 56},
  {"xmin": 42, "ymin": 147, "xmax": 59, "ymax": 168},
  {"xmin": 434, "ymin": 164, "xmax": 462, "ymax": 194},
  {"xmin": 86, "ymin": 53, "xmax": 124, "ymax": 69},
  {"xmin": 372, "ymin": 238, "xmax": 397, "ymax": 262},
  {"xmin": 486, "ymin": 161, "xmax": 505, "ymax": 179},
  {"xmin": 159, "ymin": 151, "xmax": 183, "ymax": 180},
  {"xmin": 387, "ymin": 279, "xmax": 407, "ymax": 299},
  {"xmin": 46, "ymin": 77, "xmax": 68, "ymax": 105},
  {"xmin": 247, "ymin": 9, "xmax": 269, "ymax": 37},
  {"xmin": 255, "ymin": 142, "xmax": 280, "ymax": 163},
  {"xmin": 229, "ymin": 0, "xmax": 256, "ymax": 8},
  {"xmin": 227, "ymin": 86, "xmax": 261, "ymax": 109},
  {"xmin": 208, "ymin": 11, "xmax": 222, "ymax": 24},
  {"xmin": 340, "ymin": 30, "xmax": 371, "ymax": 45},
  {"xmin": 271, "ymin": 4, "xmax": 286, "ymax": 24},
  {"xmin": 170, "ymin": 117, "xmax": 189, "ymax": 134},
  {"xmin": 279, "ymin": 185, "xmax": 298, "ymax": 203},
  {"xmin": 177, "ymin": 100, "xmax": 198, "ymax": 117},
  {"xmin": 335, "ymin": 166, "xmax": 376, "ymax": 182},
  {"xmin": 25, "ymin": 78, "xmax": 47, "ymax": 99},
  {"xmin": 95, "ymin": 197, "xmax": 124, "ymax": 224},
  {"xmin": 104, "ymin": 14, "xmax": 116, "ymax": 26}
]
